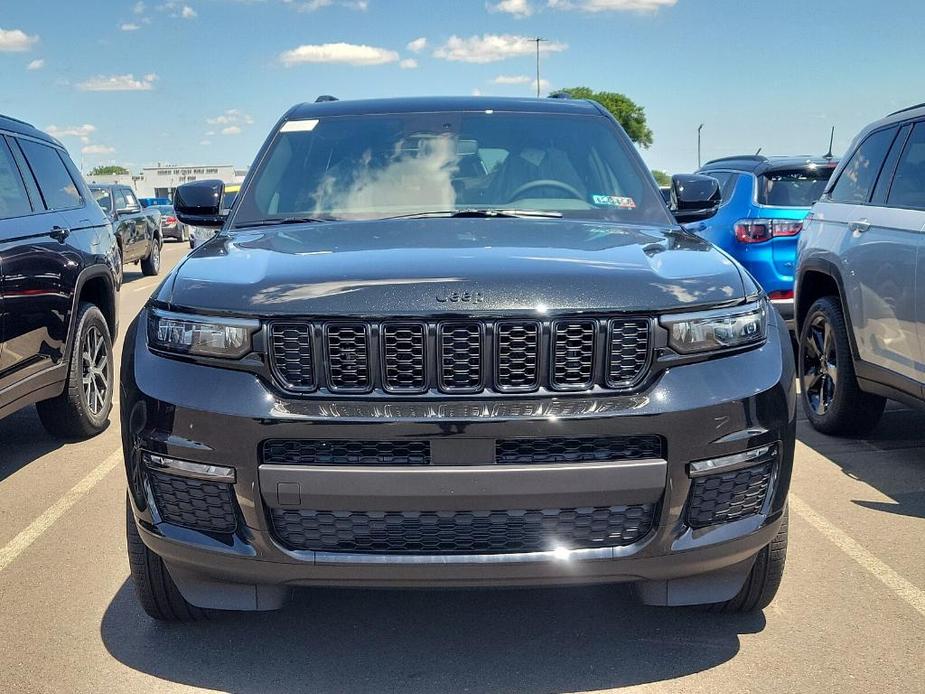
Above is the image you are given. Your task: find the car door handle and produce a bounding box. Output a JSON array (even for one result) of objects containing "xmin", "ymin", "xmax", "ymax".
[
  {"xmin": 848, "ymin": 219, "xmax": 871, "ymax": 233},
  {"xmin": 49, "ymin": 225, "xmax": 71, "ymax": 242}
]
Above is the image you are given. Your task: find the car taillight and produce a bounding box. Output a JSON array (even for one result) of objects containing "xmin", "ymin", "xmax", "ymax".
[
  {"xmin": 768, "ymin": 290, "xmax": 794, "ymax": 300},
  {"xmin": 166, "ymin": 216, "xmax": 177, "ymax": 224},
  {"xmin": 734, "ymin": 219, "xmax": 803, "ymax": 243}
]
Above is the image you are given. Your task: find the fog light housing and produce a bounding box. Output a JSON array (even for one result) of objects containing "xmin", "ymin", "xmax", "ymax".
[
  {"xmin": 143, "ymin": 452, "xmax": 235, "ymax": 483},
  {"xmin": 688, "ymin": 444, "xmax": 777, "ymax": 478}
]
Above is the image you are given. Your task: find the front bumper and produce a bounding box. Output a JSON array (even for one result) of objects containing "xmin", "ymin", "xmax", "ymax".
[{"xmin": 121, "ymin": 309, "xmax": 796, "ymax": 609}]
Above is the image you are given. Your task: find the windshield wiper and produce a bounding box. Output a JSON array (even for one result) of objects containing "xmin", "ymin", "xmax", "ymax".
[
  {"xmin": 234, "ymin": 216, "xmax": 333, "ymax": 229},
  {"xmin": 383, "ymin": 208, "xmax": 563, "ymax": 220}
]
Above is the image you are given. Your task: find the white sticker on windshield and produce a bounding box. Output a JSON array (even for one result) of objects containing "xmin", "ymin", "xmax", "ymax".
[{"xmin": 592, "ymin": 195, "xmax": 636, "ymax": 209}]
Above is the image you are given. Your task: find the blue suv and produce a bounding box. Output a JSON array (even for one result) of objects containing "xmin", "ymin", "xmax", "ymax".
[{"xmin": 691, "ymin": 155, "xmax": 838, "ymax": 328}]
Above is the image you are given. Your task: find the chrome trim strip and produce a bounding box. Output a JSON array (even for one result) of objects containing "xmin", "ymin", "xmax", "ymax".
[
  {"xmin": 313, "ymin": 546, "xmax": 615, "ymax": 564},
  {"xmin": 143, "ymin": 452, "xmax": 236, "ymax": 483}
]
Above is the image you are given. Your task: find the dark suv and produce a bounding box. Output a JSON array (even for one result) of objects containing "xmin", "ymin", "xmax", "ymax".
[
  {"xmin": 122, "ymin": 96, "xmax": 794, "ymax": 621},
  {"xmin": 0, "ymin": 115, "xmax": 119, "ymax": 437}
]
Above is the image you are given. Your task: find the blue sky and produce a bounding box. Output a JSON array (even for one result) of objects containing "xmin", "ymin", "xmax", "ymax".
[{"xmin": 1, "ymin": 0, "xmax": 921, "ymax": 175}]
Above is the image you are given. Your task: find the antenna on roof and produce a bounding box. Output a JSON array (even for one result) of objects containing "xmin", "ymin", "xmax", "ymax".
[
  {"xmin": 755, "ymin": 147, "xmax": 762, "ymax": 155},
  {"xmin": 824, "ymin": 126, "xmax": 835, "ymax": 160}
]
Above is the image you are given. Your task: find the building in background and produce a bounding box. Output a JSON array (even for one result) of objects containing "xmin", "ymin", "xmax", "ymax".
[{"xmin": 86, "ymin": 164, "xmax": 246, "ymax": 200}]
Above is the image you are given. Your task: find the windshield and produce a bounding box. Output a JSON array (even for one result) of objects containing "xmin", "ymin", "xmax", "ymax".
[
  {"xmin": 232, "ymin": 112, "xmax": 670, "ymax": 227},
  {"xmin": 90, "ymin": 188, "xmax": 111, "ymax": 213},
  {"xmin": 758, "ymin": 167, "xmax": 835, "ymax": 207}
]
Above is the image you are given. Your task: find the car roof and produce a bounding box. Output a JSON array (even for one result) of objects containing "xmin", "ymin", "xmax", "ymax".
[
  {"xmin": 88, "ymin": 183, "xmax": 127, "ymax": 189},
  {"xmin": 700, "ymin": 155, "xmax": 837, "ymax": 175},
  {"xmin": 0, "ymin": 113, "xmax": 64, "ymax": 148},
  {"xmin": 285, "ymin": 96, "xmax": 602, "ymax": 121}
]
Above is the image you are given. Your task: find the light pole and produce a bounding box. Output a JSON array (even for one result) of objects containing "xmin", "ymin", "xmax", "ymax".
[{"xmin": 697, "ymin": 123, "xmax": 704, "ymax": 168}]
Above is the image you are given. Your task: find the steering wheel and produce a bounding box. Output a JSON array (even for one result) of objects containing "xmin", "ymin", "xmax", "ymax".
[{"xmin": 508, "ymin": 179, "xmax": 584, "ymax": 202}]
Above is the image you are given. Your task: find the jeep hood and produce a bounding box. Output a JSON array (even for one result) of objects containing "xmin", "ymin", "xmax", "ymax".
[{"xmin": 157, "ymin": 218, "xmax": 746, "ymax": 316}]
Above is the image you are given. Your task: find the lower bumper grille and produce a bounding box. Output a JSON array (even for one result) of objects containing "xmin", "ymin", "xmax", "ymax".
[
  {"xmin": 686, "ymin": 461, "xmax": 773, "ymax": 529},
  {"xmin": 148, "ymin": 470, "xmax": 237, "ymax": 533},
  {"xmin": 270, "ymin": 505, "xmax": 655, "ymax": 554}
]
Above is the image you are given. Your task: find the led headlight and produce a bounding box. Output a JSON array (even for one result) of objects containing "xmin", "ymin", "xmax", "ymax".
[
  {"xmin": 147, "ymin": 308, "xmax": 259, "ymax": 358},
  {"xmin": 660, "ymin": 300, "xmax": 767, "ymax": 354}
]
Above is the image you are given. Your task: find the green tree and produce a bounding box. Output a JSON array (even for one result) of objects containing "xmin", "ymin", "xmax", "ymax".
[
  {"xmin": 558, "ymin": 87, "xmax": 653, "ymax": 148},
  {"xmin": 88, "ymin": 165, "xmax": 129, "ymax": 176},
  {"xmin": 651, "ymin": 169, "xmax": 671, "ymax": 186}
]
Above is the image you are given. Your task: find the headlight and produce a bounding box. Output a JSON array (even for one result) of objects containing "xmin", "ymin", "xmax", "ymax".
[
  {"xmin": 660, "ymin": 301, "xmax": 767, "ymax": 354},
  {"xmin": 147, "ymin": 308, "xmax": 259, "ymax": 358}
]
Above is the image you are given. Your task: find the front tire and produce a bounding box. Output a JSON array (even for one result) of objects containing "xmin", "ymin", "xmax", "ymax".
[
  {"xmin": 126, "ymin": 496, "xmax": 210, "ymax": 622},
  {"xmin": 141, "ymin": 236, "xmax": 161, "ymax": 276},
  {"xmin": 702, "ymin": 508, "xmax": 789, "ymax": 613},
  {"xmin": 799, "ymin": 296, "xmax": 885, "ymax": 435}
]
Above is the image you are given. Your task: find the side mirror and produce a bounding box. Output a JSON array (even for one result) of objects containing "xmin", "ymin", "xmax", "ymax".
[
  {"xmin": 115, "ymin": 206, "xmax": 139, "ymax": 217},
  {"xmin": 670, "ymin": 174, "xmax": 721, "ymax": 224},
  {"xmin": 174, "ymin": 179, "xmax": 226, "ymax": 227}
]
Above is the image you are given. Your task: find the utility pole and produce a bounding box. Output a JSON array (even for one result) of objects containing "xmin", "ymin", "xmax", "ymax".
[
  {"xmin": 697, "ymin": 123, "xmax": 704, "ymax": 168},
  {"xmin": 533, "ymin": 37, "xmax": 546, "ymax": 97}
]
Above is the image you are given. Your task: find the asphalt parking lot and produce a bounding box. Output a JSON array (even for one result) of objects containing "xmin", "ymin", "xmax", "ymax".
[{"xmin": 0, "ymin": 242, "xmax": 923, "ymax": 694}]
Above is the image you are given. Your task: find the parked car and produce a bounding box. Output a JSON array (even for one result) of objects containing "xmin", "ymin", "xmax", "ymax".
[
  {"xmin": 689, "ymin": 155, "xmax": 838, "ymax": 329},
  {"xmin": 139, "ymin": 197, "xmax": 170, "ymax": 208},
  {"xmin": 150, "ymin": 204, "xmax": 188, "ymax": 243},
  {"xmin": 188, "ymin": 183, "xmax": 239, "ymax": 249},
  {"xmin": 0, "ymin": 114, "xmax": 119, "ymax": 437},
  {"xmin": 797, "ymin": 104, "xmax": 925, "ymax": 435},
  {"xmin": 123, "ymin": 95, "xmax": 794, "ymax": 622},
  {"xmin": 89, "ymin": 184, "xmax": 163, "ymax": 276}
]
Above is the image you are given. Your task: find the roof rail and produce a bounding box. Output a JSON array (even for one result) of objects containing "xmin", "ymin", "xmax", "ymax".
[
  {"xmin": 315, "ymin": 95, "xmax": 339, "ymax": 103},
  {"xmin": 547, "ymin": 91, "xmax": 572, "ymax": 99},
  {"xmin": 703, "ymin": 154, "xmax": 769, "ymax": 166},
  {"xmin": 0, "ymin": 113, "xmax": 35, "ymax": 129},
  {"xmin": 887, "ymin": 102, "xmax": 925, "ymax": 117}
]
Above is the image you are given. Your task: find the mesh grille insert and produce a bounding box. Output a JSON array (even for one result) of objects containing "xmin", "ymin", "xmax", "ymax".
[
  {"xmin": 608, "ymin": 319, "xmax": 651, "ymax": 387},
  {"xmin": 382, "ymin": 323, "xmax": 427, "ymax": 392},
  {"xmin": 271, "ymin": 504, "xmax": 655, "ymax": 554},
  {"xmin": 439, "ymin": 322, "xmax": 483, "ymax": 392},
  {"xmin": 263, "ymin": 439, "xmax": 431, "ymax": 466},
  {"xmin": 552, "ymin": 320, "xmax": 596, "ymax": 389},
  {"xmin": 496, "ymin": 435, "xmax": 663, "ymax": 464},
  {"xmin": 326, "ymin": 324, "xmax": 371, "ymax": 392},
  {"xmin": 496, "ymin": 321, "xmax": 540, "ymax": 391},
  {"xmin": 148, "ymin": 470, "xmax": 236, "ymax": 533},
  {"xmin": 269, "ymin": 322, "xmax": 314, "ymax": 390},
  {"xmin": 687, "ymin": 461, "xmax": 773, "ymax": 528}
]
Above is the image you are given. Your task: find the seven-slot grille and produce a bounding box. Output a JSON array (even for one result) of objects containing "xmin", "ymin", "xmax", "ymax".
[{"xmin": 267, "ymin": 318, "xmax": 651, "ymax": 395}]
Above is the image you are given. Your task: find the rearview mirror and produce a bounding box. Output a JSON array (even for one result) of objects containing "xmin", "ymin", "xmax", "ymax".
[
  {"xmin": 174, "ymin": 179, "xmax": 226, "ymax": 227},
  {"xmin": 670, "ymin": 174, "xmax": 721, "ymax": 224}
]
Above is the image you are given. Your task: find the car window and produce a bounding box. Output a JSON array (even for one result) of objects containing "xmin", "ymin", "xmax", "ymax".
[
  {"xmin": 91, "ymin": 188, "xmax": 112, "ymax": 213},
  {"xmin": 18, "ymin": 139, "xmax": 83, "ymax": 210},
  {"xmin": 887, "ymin": 122, "xmax": 925, "ymax": 210},
  {"xmin": 757, "ymin": 168, "xmax": 834, "ymax": 207},
  {"xmin": 871, "ymin": 124, "xmax": 912, "ymax": 206},
  {"xmin": 113, "ymin": 188, "xmax": 127, "ymax": 211},
  {"xmin": 233, "ymin": 112, "xmax": 671, "ymax": 226},
  {"xmin": 829, "ymin": 127, "xmax": 897, "ymax": 204},
  {"xmin": 0, "ymin": 139, "xmax": 32, "ymax": 220},
  {"xmin": 124, "ymin": 190, "xmax": 139, "ymax": 208}
]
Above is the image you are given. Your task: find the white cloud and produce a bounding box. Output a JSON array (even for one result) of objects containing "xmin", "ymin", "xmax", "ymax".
[
  {"xmin": 434, "ymin": 34, "xmax": 566, "ymax": 63},
  {"xmin": 26, "ymin": 58, "xmax": 44, "ymax": 70},
  {"xmin": 46, "ymin": 124, "xmax": 97, "ymax": 139},
  {"xmin": 180, "ymin": 5, "xmax": 197, "ymax": 18},
  {"xmin": 472, "ymin": 88, "xmax": 482, "ymax": 96},
  {"xmin": 489, "ymin": 0, "xmax": 533, "ymax": 17},
  {"xmin": 406, "ymin": 37, "xmax": 427, "ymax": 53},
  {"xmin": 0, "ymin": 28, "xmax": 39, "ymax": 52},
  {"xmin": 221, "ymin": 126, "xmax": 242, "ymax": 135},
  {"xmin": 284, "ymin": 0, "xmax": 368, "ymax": 10},
  {"xmin": 493, "ymin": 74, "xmax": 531, "ymax": 84},
  {"xmin": 292, "ymin": 0, "xmax": 332, "ymax": 9},
  {"xmin": 120, "ymin": 22, "xmax": 141, "ymax": 31},
  {"xmin": 200, "ymin": 139, "xmax": 212, "ymax": 145},
  {"xmin": 206, "ymin": 108, "xmax": 254, "ymax": 126},
  {"xmin": 280, "ymin": 42, "xmax": 399, "ymax": 66},
  {"xmin": 399, "ymin": 58, "xmax": 418, "ymax": 69},
  {"xmin": 76, "ymin": 73, "xmax": 158, "ymax": 91},
  {"xmin": 81, "ymin": 144, "xmax": 116, "ymax": 155},
  {"xmin": 133, "ymin": 1, "xmax": 146, "ymax": 13},
  {"xmin": 533, "ymin": 78, "xmax": 551, "ymax": 92},
  {"xmin": 548, "ymin": 0, "xmax": 676, "ymax": 11}
]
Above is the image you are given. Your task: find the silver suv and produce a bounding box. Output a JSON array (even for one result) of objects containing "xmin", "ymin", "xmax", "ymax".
[{"xmin": 797, "ymin": 104, "xmax": 925, "ymax": 434}]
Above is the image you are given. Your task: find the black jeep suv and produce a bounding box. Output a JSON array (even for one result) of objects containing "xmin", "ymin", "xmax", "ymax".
[
  {"xmin": 122, "ymin": 96, "xmax": 794, "ymax": 621},
  {"xmin": 0, "ymin": 115, "xmax": 119, "ymax": 437}
]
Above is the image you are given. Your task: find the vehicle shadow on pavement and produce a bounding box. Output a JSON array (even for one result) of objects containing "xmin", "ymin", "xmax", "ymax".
[
  {"xmin": 0, "ymin": 407, "xmax": 65, "ymax": 482},
  {"xmin": 797, "ymin": 403, "xmax": 925, "ymax": 520},
  {"xmin": 101, "ymin": 580, "xmax": 764, "ymax": 693}
]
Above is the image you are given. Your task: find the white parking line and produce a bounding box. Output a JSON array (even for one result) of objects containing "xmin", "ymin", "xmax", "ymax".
[
  {"xmin": 0, "ymin": 449, "xmax": 122, "ymax": 573},
  {"xmin": 790, "ymin": 493, "xmax": 925, "ymax": 619}
]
